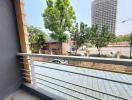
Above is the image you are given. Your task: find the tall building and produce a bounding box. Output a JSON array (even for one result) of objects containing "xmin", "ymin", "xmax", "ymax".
[{"xmin": 92, "ymin": 0, "xmax": 117, "ymax": 33}]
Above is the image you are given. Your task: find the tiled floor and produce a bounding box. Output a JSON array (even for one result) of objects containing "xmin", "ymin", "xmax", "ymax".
[{"xmin": 4, "ymin": 90, "xmax": 41, "ymax": 100}]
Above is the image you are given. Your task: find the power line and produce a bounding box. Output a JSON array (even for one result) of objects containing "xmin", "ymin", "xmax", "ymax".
[{"xmin": 121, "ymin": 19, "xmax": 132, "ymax": 23}]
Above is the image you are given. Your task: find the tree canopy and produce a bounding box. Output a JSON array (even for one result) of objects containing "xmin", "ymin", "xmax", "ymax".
[
  {"xmin": 71, "ymin": 22, "xmax": 91, "ymax": 52},
  {"xmin": 90, "ymin": 25, "xmax": 115, "ymax": 56},
  {"xmin": 114, "ymin": 34, "xmax": 131, "ymax": 42},
  {"xmin": 28, "ymin": 26, "xmax": 47, "ymax": 52},
  {"xmin": 43, "ymin": 0, "xmax": 76, "ymax": 54}
]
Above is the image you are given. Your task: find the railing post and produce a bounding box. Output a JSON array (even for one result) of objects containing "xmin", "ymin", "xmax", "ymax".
[
  {"xmin": 14, "ymin": 0, "xmax": 31, "ymax": 83},
  {"xmin": 30, "ymin": 56, "xmax": 37, "ymax": 87}
]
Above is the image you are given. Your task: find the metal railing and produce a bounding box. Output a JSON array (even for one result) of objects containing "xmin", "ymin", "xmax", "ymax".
[{"xmin": 17, "ymin": 53, "xmax": 132, "ymax": 100}]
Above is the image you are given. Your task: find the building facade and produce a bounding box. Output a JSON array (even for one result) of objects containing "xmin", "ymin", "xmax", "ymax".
[{"xmin": 92, "ymin": 0, "xmax": 117, "ymax": 33}]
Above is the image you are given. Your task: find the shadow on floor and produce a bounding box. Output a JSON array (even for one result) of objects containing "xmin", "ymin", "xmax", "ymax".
[{"xmin": 4, "ymin": 90, "xmax": 41, "ymax": 100}]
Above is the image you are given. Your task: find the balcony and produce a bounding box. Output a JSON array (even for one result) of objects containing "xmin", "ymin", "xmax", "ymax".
[
  {"xmin": 0, "ymin": 0, "xmax": 131, "ymax": 100},
  {"xmin": 6, "ymin": 53, "xmax": 130, "ymax": 100}
]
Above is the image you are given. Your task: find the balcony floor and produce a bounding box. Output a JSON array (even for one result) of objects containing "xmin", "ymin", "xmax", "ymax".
[{"xmin": 4, "ymin": 90, "xmax": 41, "ymax": 100}]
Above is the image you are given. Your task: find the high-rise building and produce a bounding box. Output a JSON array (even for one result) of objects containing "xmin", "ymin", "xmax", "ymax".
[{"xmin": 92, "ymin": 0, "xmax": 117, "ymax": 33}]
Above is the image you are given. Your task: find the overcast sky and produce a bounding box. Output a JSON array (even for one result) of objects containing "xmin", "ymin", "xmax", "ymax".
[{"xmin": 24, "ymin": 0, "xmax": 132, "ymax": 35}]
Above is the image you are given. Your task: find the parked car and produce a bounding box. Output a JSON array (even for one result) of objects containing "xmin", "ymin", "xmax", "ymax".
[
  {"xmin": 69, "ymin": 52, "xmax": 85, "ymax": 56},
  {"xmin": 49, "ymin": 59, "xmax": 68, "ymax": 64}
]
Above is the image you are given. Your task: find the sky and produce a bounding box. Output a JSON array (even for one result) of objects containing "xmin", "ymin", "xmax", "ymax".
[{"xmin": 24, "ymin": 0, "xmax": 132, "ymax": 35}]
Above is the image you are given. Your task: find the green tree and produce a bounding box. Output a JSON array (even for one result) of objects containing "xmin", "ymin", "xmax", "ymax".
[
  {"xmin": 43, "ymin": 0, "xmax": 76, "ymax": 54},
  {"xmin": 90, "ymin": 25, "xmax": 115, "ymax": 56},
  {"xmin": 114, "ymin": 34, "xmax": 131, "ymax": 42},
  {"xmin": 71, "ymin": 22, "xmax": 91, "ymax": 53},
  {"xmin": 28, "ymin": 26, "xmax": 47, "ymax": 53},
  {"xmin": 130, "ymin": 33, "xmax": 132, "ymax": 59},
  {"xmin": 130, "ymin": 33, "xmax": 132, "ymax": 44}
]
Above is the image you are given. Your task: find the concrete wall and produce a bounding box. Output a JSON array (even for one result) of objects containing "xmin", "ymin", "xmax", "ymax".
[
  {"xmin": 0, "ymin": 0, "xmax": 22, "ymax": 99},
  {"xmin": 78, "ymin": 47, "xmax": 131, "ymax": 57},
  {"xmin": 88, "ymin": 47, "xmax": 130, "ymax": 57}
]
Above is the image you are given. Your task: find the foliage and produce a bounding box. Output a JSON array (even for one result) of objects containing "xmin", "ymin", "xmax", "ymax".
[
  {"xmin": 28, "ymin": 26, "xmax": 47, "ymax": 52},
  {"xmin": 114, "ymin": 34, "xmax": 131, "ymax": 42},
  {"xmin": 130, "ymin": 33, "xmax": 132, "ymax": 45},
  {"xmin": 43, "ymin": 0, "xmax": 76, "ymax": 54},
  {"xmin": 90, "ymin": 25, "xmax": 115, "ymax": 56},
  {"xmin": 71, "ymin": 22, "xmax": 91, "ymax": 52}
]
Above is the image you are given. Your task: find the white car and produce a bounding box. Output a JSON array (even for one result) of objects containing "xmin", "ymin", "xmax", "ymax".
[{"xmin": 49, "ymin": 59, "xmax": 68, "ymax": 64}]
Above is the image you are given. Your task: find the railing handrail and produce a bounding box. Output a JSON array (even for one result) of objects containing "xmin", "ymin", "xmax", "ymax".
[
  {"xmin": 17, "ymin": 53, "xmax": 132, "ymax": 66},
  {"xmin": 18, "ymin": 53, "xmax": 132, "ymax": 100}
]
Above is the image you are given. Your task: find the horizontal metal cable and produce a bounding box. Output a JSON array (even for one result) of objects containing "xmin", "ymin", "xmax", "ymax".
[
  {"xmin": 36, "ymin": 73, "xmax": 127, "ymax": 100},
  {"xmin": 19, "ymin": 57, "xmax": 31, "ymax": 60},
  {"xmin": 20, "ymin": 61, "xmax": 132, "ymax": 75},
  {"xmin": 37, "ymin": 82, "xmax": 82, "ymax": 100},
  {"xmin": 22, "ymin": 72, "xmax": 31, "ymax": 76},
  {"xmin": 22, "ymin": 73, "xmax": 128, "ymax": 99},
  {"xmin": 17, "ymin": 53, "xmax": 132, "ymax": 64},
  {"xmin": 23, "ymin": 76, "xmax": 81, "ymax": 99},
  {"xmin": 21, "ymin": 69, "xmax": 31, "ymax": 72},
  {"xmin": 23, "ymin": 76, "xmax": 32, "ymax": 81},
  {"xmin": 34, "ymin": 64, "xmax": 132, "ymax": 86},
  {"xmin": 36, "ymin": 77, "xmax": 101, "ymax": 100}
]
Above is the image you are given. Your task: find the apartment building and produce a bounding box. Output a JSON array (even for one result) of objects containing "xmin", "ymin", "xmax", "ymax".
[{"xmin": 92, "ymin": 0, "xmax": 118, "ymax": 33}]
